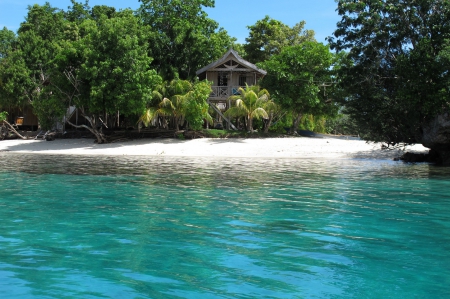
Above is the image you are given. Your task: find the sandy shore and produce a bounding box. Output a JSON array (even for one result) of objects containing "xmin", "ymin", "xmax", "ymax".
[{"xmin": 0, "ymin": 137, "xmax": 429, "ymax": 160}]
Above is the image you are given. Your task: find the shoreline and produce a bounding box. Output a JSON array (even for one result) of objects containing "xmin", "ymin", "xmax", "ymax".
[{"xmin": 0, "ymin": 137, "xmax": 429, "ymax": 160}]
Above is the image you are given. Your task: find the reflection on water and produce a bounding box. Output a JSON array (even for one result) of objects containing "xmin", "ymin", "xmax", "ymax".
[{"xmin": 0, "ymin": 153, "xmax": 449, "ymax": 298}]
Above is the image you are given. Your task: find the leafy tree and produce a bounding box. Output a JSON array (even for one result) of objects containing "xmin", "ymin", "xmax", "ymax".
[
  {"xmin": 137, "ymin": 0, "xmax": 236, "ymax": 80},
  {"xmin": 0, "ymin": 28, "xmax": 16, "ymax": 106},
  {"xmin": 0, "ymin": 49, "xmax": 32, "ymax": 108},
  {"xmin": 224, "ymin": 84, "xmax": 273, "ymax": 132},
  {"xmin": 0, "ymin": 27, "xmax": 16, "ymax": 59},
  {"xmin": 183, "ymin": 80, "xmax": 213, "ymax": 130},
  {"xmin": 244, "ymin": 16, "xmax": 315, "ymax": 63},
  {"xmin": 60, "ymin": 10, "xmax": 161, "ymax": 142},
  {"xmin": 328, "ymin": 0, "xmax": 450, "ymax": 145},
  {"xmin": 325, "ymin": 109, "xmax": 360, "ymax": 136},
  {"xmin": 259, "ymin": 42, "xmax": 338, "ymax": 133},
  {"xmin": 64, "ymin": 0, "xmax": 91, "ymax": 24},
  {"xmin": 0, "ymin": 4, "xmax": 70, "ymax": 129}
]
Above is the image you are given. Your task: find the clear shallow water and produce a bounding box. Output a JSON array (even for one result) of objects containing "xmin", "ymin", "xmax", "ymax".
[{"xmin": 0, "ymin": 154, "xmax": 449, "ymax": 299}]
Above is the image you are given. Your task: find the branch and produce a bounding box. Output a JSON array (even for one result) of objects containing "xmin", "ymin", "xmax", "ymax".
[{"xmin": 2, "ymin": 120, "xmax": 27, "ymax": 140}]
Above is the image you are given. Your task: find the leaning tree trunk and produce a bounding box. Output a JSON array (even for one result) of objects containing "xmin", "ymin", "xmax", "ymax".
[
  {"xmin": 1, "ymin": 120, "xmax": 27, "ymax": 140},
  {"xmin": 264, "ymin": 113, "xmax": 274, "ymax": 133},
  {"xmin": 291, "ymin": 112, "xmax": 303, "ymax": 135}
]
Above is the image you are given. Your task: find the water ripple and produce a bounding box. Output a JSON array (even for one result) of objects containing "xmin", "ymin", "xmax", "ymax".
[{"xmin": 0, "ymin": 153, "xmax": 449, "ymax": 298}]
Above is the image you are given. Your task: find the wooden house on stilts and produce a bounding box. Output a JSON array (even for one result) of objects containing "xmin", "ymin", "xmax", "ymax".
[{"xmin": 196, "ymin": 49, "xmax": 267, "ymax": 130}]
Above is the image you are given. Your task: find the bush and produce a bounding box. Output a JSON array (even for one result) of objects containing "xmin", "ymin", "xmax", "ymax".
[{"xmin": 325, "ymin": 113, "xmax": 360, "ymax": 136}]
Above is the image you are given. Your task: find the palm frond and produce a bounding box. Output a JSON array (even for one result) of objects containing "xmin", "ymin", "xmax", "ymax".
[
  {"xmin": 201, "ymin": 105, "xmax": 214, "ymax": 125},
  {"xmin": 251, "ymin": 107, "xmax": 269, "ymax": 120},
  {"xmin": 159, "ymin": 97, "xmax": 175, "ymax": 110},
  {"xmin": 138, "ymin": 107, "xmax": 158, "ymax": 127},
  {"xmin": 156, "ymin": 106, "xmax": 174, "ymax": 117},
  {"xmin": 224, "ymin": 106, "xmax": 247, "ymax": 118}
]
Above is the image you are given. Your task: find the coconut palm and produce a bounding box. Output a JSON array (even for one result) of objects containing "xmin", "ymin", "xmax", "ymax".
[
  {"xmin": 225, "ymin": 84, "xmax": 273, "ymax": 132},
  {"xmin": 263, "ymin": 98, "xmax": 280, "ymax": 133},
  {"xmin": 138, "ymin": 79, "xmax": 212, "ymax": 130},
  {"xmin": 138, "ymin": 79, "xmax": 192, "ymax": 130},
  {"xmin": 137, "ymin": 82, "xmax": 166, "ymax": 128}
]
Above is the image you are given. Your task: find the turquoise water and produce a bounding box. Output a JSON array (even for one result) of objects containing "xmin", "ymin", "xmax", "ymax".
[{"xmin": 0, "ymin": 154, "xmax": 449, "ymax": 298}]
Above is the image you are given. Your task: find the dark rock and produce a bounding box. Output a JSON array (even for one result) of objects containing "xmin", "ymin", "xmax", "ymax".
[
  {"xmin": 400, "ymin": 152, "xmax": 427, "ymax": 163},
  {"xmin": 421, "ymin": 112, "xmax": 450, "ymax": 165},
  {"xmin": 398, "ymin": 150, "xmax": 442, "ymax": 164},
  {"xmin": 45, "ymin": 133, "xmax": 55, "ymax": 141}
]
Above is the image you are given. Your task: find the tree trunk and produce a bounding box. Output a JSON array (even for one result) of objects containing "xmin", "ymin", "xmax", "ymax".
[
  {"xmin": 264, "ymin": 113, "xmax": 274, "ymax": 133},
  {"xmin": 247, "ymin": 115, "xmax": 253, "ymax": 132},
  {"xmin": 2, "ymin": 120, "xmax": 27, "ymax": 140},
  {"xmin": 173, "ymin": 116, "xmax": 180, "ymax": 131},
  {"xmin": 67, "ymin": 115, "xmax": 108, "ymax": 144},
  {"xmin": 291, "ymin": 112, "xmax": 303, "ymax": 134}
]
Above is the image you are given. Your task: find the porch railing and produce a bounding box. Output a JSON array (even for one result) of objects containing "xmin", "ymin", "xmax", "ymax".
[{"xmin": 210, "ymin": 86, "xmax": 245, "ymax": 98}]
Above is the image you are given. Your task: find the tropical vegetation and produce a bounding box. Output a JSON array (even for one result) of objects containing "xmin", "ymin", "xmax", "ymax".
[
  {"xmin": 224, "ymin": 84, "xmax": 273, "ymax": 132},
  {"xmin": 138, "ymin": 79, "xmax": 212, "ymax": 131},
  {"xmin": 327, "ymin": 0, "xmax": 450, "ymax": 145},
  {"xmin": 2, "ymin": 0, "xmax": 446, "ymax": 156}
]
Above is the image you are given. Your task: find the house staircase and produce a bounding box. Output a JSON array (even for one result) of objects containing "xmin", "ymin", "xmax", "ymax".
[{"xmin": 208, "ymin": 102, "xmax": 237, "ymax": 130}]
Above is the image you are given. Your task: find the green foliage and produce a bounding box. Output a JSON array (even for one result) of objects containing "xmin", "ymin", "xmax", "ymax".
[
  {"xmin": 231, "ymin": 43, "xmax": 246, "ymax": 58},
  {"xmin": 200, "ymin": 128, "xmax": 288, "ymax": 138},
  {"xmin": 325, "ymin": 111, "xmax": 360, "ymax": 136},
  {"xmin": 0, "ymin": 111, "xmax": 7, "ymax": 122},
  {"xmin": 32, "ymin": 94, "xmax": 66, "ymax": 130},
  {"xmin": 328, "ymin": 0, "xmax": 450, "ymax": 144},
  {"xmin": 0, "ymin": 50, "xmax": 32, "ymax": 107},
  {"xmin": 139, "ymin": 79, "xmax": 212, "ymax": 130},
  {"xmin": 0, "ymin": 27, "xmax": 16, "ymax": 59},
  {"xmin": 78, "ymin": 10, "xmax": 161, "ymax": 116},
  {"xmin": 298, "ymin": 114, "xmax": 327, "ymax": 133},
  {"xmin": 65, "ymin": 0, "xmax": 91, "ymax": 24},
  {"xmin": 0, "ymin": 3, "xmax": 69, "ymax": 124},
  {"xmin": 244, "ymin": 16, "xmax": 315, "ymax": 63},
  {"xmin": 137, "ymin": 0, "xmax": 236, "ymax": 80},
  {"xmin": 267, "ymin": 112, "xmax": 292, "ymax": 133},
  {"xmin": 184, "ymin": 80, "xmax": 213, "ymax": 130},
  {"xmin": 259, "ymin": 42, "xmax": 339, "ymax": 132},
  {"xmin": 0, "ymin": 3, "xmax": 162, "ymax": 135},
  {"xmin": 224, "ymin": 84, "xmax": 273, "ymax": 131}
]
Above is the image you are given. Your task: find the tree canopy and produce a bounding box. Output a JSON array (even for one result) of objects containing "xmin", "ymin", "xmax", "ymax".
[
  {"xmin": 328, "ymin": 0, "xmax": 450, "ymax": 144},
  {"xmin": 244, "ymin": 16, "xmax": 315, "ymax": 63},
  {"xmin": 137, "ymin": 0, "xmax": 236, "ymax": 80},
  {"xmin": 0, "ymin": 0, "xmax": 341, "ymax": 138},
  {"xmin": 0, "ymin": 27, "xmax": 16, "ymax": 59},
  {"xmin": 259, "ymin": 41, "xmax": 338, "ymax": 133}
]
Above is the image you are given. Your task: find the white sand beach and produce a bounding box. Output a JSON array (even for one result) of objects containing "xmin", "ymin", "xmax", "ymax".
[{"xmin": 0, "ymin": 137, "xmax": 429, "ymax": 160}]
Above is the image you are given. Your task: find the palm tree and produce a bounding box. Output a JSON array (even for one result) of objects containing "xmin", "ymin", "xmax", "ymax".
[
  {"xmin": 225, "ymin": 84, "xmax": 273, "ymax": 132},
  {"xmin": 263, "ymin": 98, "xmax": 280, "ymax": 133},
  {"xmin": 140, "ymin": 79, "xmax": 190, "ymax": 130},
  {"xmin": 138, "ymin": 79, "xmax": 212, "ymax": 131}
]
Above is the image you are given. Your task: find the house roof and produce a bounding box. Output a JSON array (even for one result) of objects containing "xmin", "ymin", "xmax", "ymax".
[{"xmin": 196, "ymin": 48, "xmax": 267, "ymax": 76}]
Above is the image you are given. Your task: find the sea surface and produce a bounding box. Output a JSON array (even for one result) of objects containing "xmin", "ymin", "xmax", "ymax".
[{"xmin": 0, "ymin": 153, "xmax": 449, "ymax": 299}]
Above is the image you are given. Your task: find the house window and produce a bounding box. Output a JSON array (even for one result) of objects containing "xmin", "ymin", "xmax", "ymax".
[
  {"xmin": 239, "ymin": 75, "xmax": 247, "ymax": 87},
  {"xmin": 218, "ymin": 72, "xmax": 228, "ymax": 86}
]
